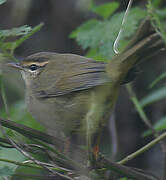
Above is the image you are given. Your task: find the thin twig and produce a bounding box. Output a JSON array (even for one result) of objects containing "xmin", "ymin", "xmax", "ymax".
[
  {"xmin": 0, "ymin": 117, "xmax": 86, "ymax": 171},
  {"xmin": 0, "ymin": 117, "xmax": 60, "ymax": 146},
  {"xmin": 0, "ymin": 137, "xmax": 14, "ymax": 147},
  {"xmin": 0, "ymin": 157, "xmax": 73, "ymax": 175},
  {"xmin": 126, "ymin": 83, "xmax": 166, "ymax": 180},
  {"xmin": 97, "ymin": 154, "xmax": 159, "ymax": 180},
  {"xmin": 0, "ymin": 142, "xmax": 13, "ymax": 148},
  {"xmin": 126, "ymin": 83, "xmax": 157, "ymax": 134},
  {"xmin": 0, "ymin": 82, "xmax": 74, "ymax": 180},
  {"xmin": 0, "ymin": 158, "xmax": 43, "ymax": 169},
  {"xmin": 119, "ymin": 132, "xmax": 166, "ymax": 165},
  {"xmin": 0, "ymin": 139, "xmax": 74, "ymax": 180},
  {"xmin": 12, "ymin": 173, "xmax": 61, "ymax": 180},
  {"xmin": 147, "ymin": 2, "xmax": 166, "ymax": 178}
]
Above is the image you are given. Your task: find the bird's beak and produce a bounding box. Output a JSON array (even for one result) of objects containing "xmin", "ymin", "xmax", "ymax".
[{"xmin": 7, "ymin": 62, "xmax": 24, "ymax": 71}]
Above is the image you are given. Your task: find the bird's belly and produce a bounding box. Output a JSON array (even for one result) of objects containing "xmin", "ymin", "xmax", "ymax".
[
  {"xmin": 26, "ymin": 92, "xmax": 90, "ymax": 137},
  {"xmin": 26, "ymin": 84, "xmax": 119, "ymax": 139}
]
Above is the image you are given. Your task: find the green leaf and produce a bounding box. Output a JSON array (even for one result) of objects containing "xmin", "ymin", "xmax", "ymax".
[
  {"xmin": 153, "ymin": 0, "xmax": 164, "ymax": 7},
  {"xmin": 91, "ymin": 2, "xmax": 119, "ymax": 19},
  {"xmin": 140, "ymin": 86, "xmax": 166, "ymax": 107},
  {"xmin": 14, "ymin": 23, "xmax": 44, "ymax": 49},
  {"xmin": 143, "ymin": 116, "xmax": 166, "ymax": 137},
  {"xmin": 0, "ymin": 42, "xmax": 14, "ymax": 51},
  {"xmin": 0, "ymin": 166, "xmax": 13, "ymax": 176},
  {"xmin": 0, "ymin": 0, "xmax": 6, "ymax": 5},
  {"xmin": 0, "ymin": 101, "xmax": 45, "ymax": 132},
  {"xmin": 0, "ymin": 148, "xmax": 25, "ymax": 176},
  {"xmin": 149, "ymin": 72, "xmax": 166, "ymax": 88},
  {"xmin": 0, "ymin": 25, "xmax": 32, "ymax": 38},
  {"xmin": 147, "ymin": 1, "xmax": 166, "ymax": 44},
  {"xmin": 0, "ymin": 23, "xmax": 44, "ymax": 56},
  {"xmin": 69, "ymin": 19, "xmax": 98, "ymax": 39},
  {"xmin": 70, "ymin": 8, "xmax": 146, "ymax": 60},
  {"xmin": 156, "ymin": 8, "xmax": 166, "ymax": 19},
  {"xmin": 86, "ymin": 48, "xmax": 107, "ymax": 61}
]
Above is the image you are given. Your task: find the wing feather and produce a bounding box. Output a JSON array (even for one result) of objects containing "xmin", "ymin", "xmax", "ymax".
[{"xmin": 33, "ymin": 54, "xmax": 110, "ymax": 98}]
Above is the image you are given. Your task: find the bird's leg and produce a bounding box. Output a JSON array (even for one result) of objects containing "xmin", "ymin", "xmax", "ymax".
[
  {"xmin": 88, "ymin": 122, "xmax": 105, "ymax": 168},
  {"xmin": 92, "ymin": 128, "xmax": 102, "ymax": 160}
]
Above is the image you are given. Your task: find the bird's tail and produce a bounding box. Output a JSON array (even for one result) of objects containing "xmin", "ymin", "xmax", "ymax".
[{"xmin": 106, "ymin": 18, "xmax": 165, "ymax": 84}]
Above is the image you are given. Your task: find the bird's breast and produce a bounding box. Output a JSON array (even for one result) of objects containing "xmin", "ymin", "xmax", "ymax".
[{"xmin": 25, "ymin": 83, "xmax": 119, "ymax": 138}]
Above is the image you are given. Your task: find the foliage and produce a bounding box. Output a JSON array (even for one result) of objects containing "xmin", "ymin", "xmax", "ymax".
[
  {"xmin": 143, "ymin": 116, "xmax": 166, "ymax": 136},
  {"xmin": 0, "ymin": 0, "xmax": 6, "ymax": 5},
  {"xmin": 0, "ymin": 23, "xmax": 43, "ymax": 61},
  {"xmin": 0, "ymin": 101, "xmax": 44, "ymax": 131},
  {"xmin": 0, "ymin": 0, "xmax": 166, "ymax": 179},
  {"xmin": 149, "ymin": 72, "xmax": 166, "ymax": 88},
  {"xmin": 71, "ymin": 0, "xmax": 166, "ymax": 137},
  {"xmin": 90, "ymin": 2, "xmax": 120, "ymax": 20},
  {"xmin": 71, "ymin": 0, "xmax": 166, "ymax": 129},
  {"xmin": 0, "ymin": 1, "xmax": 44, "ymax": 179},
  {"xmin": 70, "ymin": 0, "xmax": 166, "ymax": 179},
  {"xmin": 153, "ymin": 0, "xmax": 163, "ymax": 7},
  {"xmin": 137, "ymin": 0, "xmax": 166, "ymax": 139},
  {"xmin": 147, "ymin": 0, "xmax": 166, "ymax": 43},
  {"xmin": 0, "ymin": 148, "xmax": 25, "ymax": 179},
  {"xmin": 146, "ymin": 0, "xmax": 166, "ymax": 94},
  {"xmin": 0, "ymin": 25, "xmax": 31, "ymax": 37},
  {"xmin": 140, "ymin": 86, "xmax": 166, "ymax": 107},
  {"xmin": 0, "ymin": 101, "xmax": 45, "ymax": 140},
  {"xmin": 70, "ymin": 7, "xmax": 146, "ymax": 60},
  {"xmin": 0, "ymin": 167, "xmax": 13, "ymax": 178}
]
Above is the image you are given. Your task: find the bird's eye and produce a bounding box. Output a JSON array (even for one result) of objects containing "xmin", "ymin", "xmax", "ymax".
[{"xmin": 29, "ymin": 64, "xmax": 39, "ymax": 71}]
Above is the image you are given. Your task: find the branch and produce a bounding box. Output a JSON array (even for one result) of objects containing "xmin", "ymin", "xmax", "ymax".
[
  {"xmin": 12, "ymin": 173, "xmax": 66, "ymax": 180},
  {"xmin": 126, "ymin": 84, "xmax": 156, "ymax": 133},
  {"xmin": 119, "ymin": 132, "xmax": 166, "ymax": 164},
  {"xmin": 0, "ymin": 158, "xmax": 43, "ymax": 169},
  {"xmin": 0, "ymin": 117, "xmax": 86, "ymax": 172},
  {"xmin": 97, "ymin": 154, "xmax": 159, "ymax": 180},
  {"xmin": 0, "ymin": 137, "xmax": 14, "ymax": 148},
  {"xmin": 0, "ymin": 117, "xmax": 60, "ymax": 146},
  {"xmin": 126, "ymin": 83, "xmax": 166, "ymax": 180}
]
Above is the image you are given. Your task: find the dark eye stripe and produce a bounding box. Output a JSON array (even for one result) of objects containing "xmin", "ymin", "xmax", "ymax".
[
  {"xmin": 22, "ymin": 63, "xmax": 47, "ymax": 71},
  {"xmin": 29, "ymin": 64, "xmax": 39, "ymax": 71}
]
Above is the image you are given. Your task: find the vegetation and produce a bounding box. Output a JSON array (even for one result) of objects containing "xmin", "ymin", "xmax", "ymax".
[{"xmin": 0, "ymin": 0, "xmax": 166, "ymax": 179}]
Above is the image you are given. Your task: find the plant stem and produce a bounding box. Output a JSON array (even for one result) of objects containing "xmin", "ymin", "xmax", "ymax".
[
  {"xmin": 0, "ymin": 158, "xmax": 74, "ymax": 180},
  {"xmin": 147, "ymin": 2, "xmax": 166, "ymax": 179},
  {"xmin": 126, "ymin": 83, "xmax": 166, "ymax": 180},
  {"xmin": 0, "ymin": 117, "xmax": 85, "ymax": 171},
  {"xmin": 118, "ymin": 132, "xmax": 166, "ymax": 165},
  {"xmin": 126, "ymin": 84, "xmax": 155, "ymax": 132},
  {"xmin": 0, "ymin": 158, "xmax": 42, "ymax": 169},
  {"xmin": 98, "ymin": 154, "xmax": 159, "ymax": 180}
]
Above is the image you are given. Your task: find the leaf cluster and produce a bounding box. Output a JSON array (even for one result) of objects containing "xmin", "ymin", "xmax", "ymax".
[
  {"xmin": 0, "ymin": 0, "xmax": 43, "ymax": 61},
  {"xmin": 0, "ymin": 24, "xmax": 43, "ymax": 61},
  {"xmin": 70, "ymin": 0, "xmax": 166, "ymax": 179},
  {"xmin": 70, "ymin": 0, "xmax": 166, "ymax": 137},
  {"xmin": 140, "ymin": 0, "xmax": 166, "ymax": 136},
  {"xmin": 0, "ymin": 1, "xmax": 45, "ymax": 179},
  {"xmin": 70, "ymin": 3, "xmax": 146, "ymax": 60}
]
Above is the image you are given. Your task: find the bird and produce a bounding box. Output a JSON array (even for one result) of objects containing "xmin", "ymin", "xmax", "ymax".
[{"xmin": 8, "ymin": 19, "xmax": 164, "ymax": 163}]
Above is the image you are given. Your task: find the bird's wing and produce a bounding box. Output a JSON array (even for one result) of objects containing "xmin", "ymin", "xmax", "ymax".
[{"xmin": 34, "ymin": 55, "xmax": 111, "ymax": 98}]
